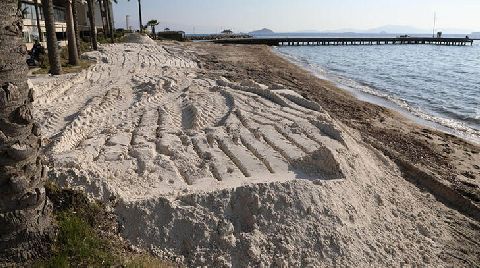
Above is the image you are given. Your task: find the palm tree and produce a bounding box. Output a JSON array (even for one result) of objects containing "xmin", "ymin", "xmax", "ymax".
[
  {"xmin": 72, "ymin": 0, "xmax": 81, "ymax": 56},
  {"xmin": 0, "ymin": 0, "xmax": 53, "ymax": 262},
  {"xmin": 98, "ymin": 0, "xmax": 108, "ymax": 38},
  {"xmin": 41, "ymin": 0, "xmax": 62, "ymax": 74},
  {"xmin": 103, "ymin": 0, "xmax": 114, "ymax": 43},
  {"xmin": 86, "ymin": 0, "xmax": 98, "ymax": 50},
  {"xmin": 147, "ymin": 19, "xmax": 159, "ymax": 36},
  {"xmin": 65, "ymin": 0, "xmax": 79, "ymax": 65},
  {"xmin": 137, "ymin": 0, "xmax": 143, "ymax": 32},
  {"xmin": 33, "ymin": 0, "xmax": 43, "ymax": 42}
]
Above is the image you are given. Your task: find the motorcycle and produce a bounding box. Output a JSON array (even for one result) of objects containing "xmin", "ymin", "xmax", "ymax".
[{"xmin": 26, "ymin": 42, "xmax": 45, "ymax": 67}]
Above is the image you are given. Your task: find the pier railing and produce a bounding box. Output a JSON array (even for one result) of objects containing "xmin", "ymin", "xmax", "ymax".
[{"xmin": 213, "ymin": 37, "xmax": 474, "ymax": 46}]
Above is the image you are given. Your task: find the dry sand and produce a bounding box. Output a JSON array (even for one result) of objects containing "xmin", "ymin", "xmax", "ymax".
[{"xmin": 30, "ymin": 35, "xmax": 480, "ymax": 266}]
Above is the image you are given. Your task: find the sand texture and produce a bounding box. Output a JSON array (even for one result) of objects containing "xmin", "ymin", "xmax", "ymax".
[{"xmin": 30, "ymin": 37, "xmax": 480, "ymax": 267}]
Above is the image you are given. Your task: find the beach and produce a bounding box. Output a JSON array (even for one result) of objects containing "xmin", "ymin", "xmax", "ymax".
[{"xmin": 30, "ymin": 36, "xmax": 480, "ymax": 266}]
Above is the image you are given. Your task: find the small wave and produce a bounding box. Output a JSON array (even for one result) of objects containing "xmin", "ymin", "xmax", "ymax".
[
  {"xmin": 330, "ymin": 73, "xmax": 480, "ymax": 139},
  {"xmin": 274, "ymin": 48, "xmax": 480, "ymax": 143}
]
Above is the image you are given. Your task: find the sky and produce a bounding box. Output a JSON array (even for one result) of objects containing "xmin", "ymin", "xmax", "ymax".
[{"xmin": 113, "ymin": 0, "xmax": 480, "ymax": 34}]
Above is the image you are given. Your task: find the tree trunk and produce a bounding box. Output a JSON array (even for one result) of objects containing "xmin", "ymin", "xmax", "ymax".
[
  {"xmin": 71, "ymin": 0, "xmax": 81, "ymax": 56},
  {"xmin": 138, "ymin": 0, "xmax": 142, "ymax": 32},
  {"xmin": 105, "ymin": 0, "xmax": 114, "ymax": 43},
  {"xmin": 65, "ymin": 0, "xmax": 79, "ymax": 66},
  {"xmin": 0, "ymin": 0, "xmax": 53, "ymax": 263},
  {"xmin": 33, "ymin": 0, "xmax": 43, "ymax": 42},
  {"xmin": 41, "ymin": 0, "xmax": 62, "ymax": 75},
  {"xmin": 98, "ymin": 0, "xmax": 108, "ymax": 38},
  {"xmin": 86, "ymin": 0, "xmax": 97, "ymax": 50}
]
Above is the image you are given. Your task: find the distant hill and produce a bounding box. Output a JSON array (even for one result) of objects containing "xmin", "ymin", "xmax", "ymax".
[
  {"xmin": 298, "ymin": 25, "xmax": 429, "ymax": 34},
  {"xmin": 364, "ymin": 25, "xmax": 428, "ymax": 34},
  {"xmin": 249, "ymin": 28, "xmax": 274, "ymax": 35}
]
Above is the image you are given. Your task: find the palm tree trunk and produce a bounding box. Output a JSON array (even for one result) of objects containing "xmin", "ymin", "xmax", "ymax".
[
  {"xmin": 33, "ymin": 0, "xmax": 43, "ymax": 42},
  {"xmin": 41, "ymin": 0, "xmax": 62, "ymax": 74},
  {"xmin": 86, "ymin": 0, "xmax": 98, "ymax": 50},
  {"xmin": 65, "ymin": 0, "xmax": 79, "ymax": 66},
  {"xmin": 105, "ymin": 0, "xmax": 114, "ymax": 43},
  {"xmin": 71, "ymin": 0, "xmax": 81, "ymax": 56},
  {"xmin": 98, "ymin": 0, "xmax": 108, "ymax": 38},
  {"xmin": 0, "ymin": 0, "xmax": 53, "ymax": 262},
  {"xmin": 138, "ymin": 0, "xmax": 142, "ymax": 32}
]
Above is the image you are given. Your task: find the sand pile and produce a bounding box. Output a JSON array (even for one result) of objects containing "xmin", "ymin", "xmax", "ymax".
[
  {"xmin": 33, "ymin": 42, "xmax": 351, "ymax": 201},
  {"xmin": 30, "ymin": 42, "xmax": 479, "ymax": 266},
  {"xmin": 122, "ymin": 33, "xmax": 157, "ymax": 45}
]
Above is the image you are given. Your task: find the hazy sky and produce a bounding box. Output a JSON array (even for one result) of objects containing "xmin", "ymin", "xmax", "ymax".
[{"xmin": 113, "ymin": 0, "xmax": 480, "ymax": 34}]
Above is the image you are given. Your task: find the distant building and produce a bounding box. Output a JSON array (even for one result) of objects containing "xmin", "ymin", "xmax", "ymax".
[
  {"xmin": 21, "ymin": 0, "xmax": 110, "ymax": 49},
  {"xmin": 221, "ymin": 29, "xmax": 233, "ymax": 35},
  {"xmin": 157, "ymin": 31, "xmax": 186, "ymax": 41}
]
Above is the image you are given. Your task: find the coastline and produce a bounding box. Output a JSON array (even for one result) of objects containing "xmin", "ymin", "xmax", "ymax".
[
  {"xmin": 272, "ymin": 47, "xmax": 480, "ymax": 144},
  {"xmin": 29, "ymin": 39, "xmax": 480, "ymax": 266},
  {"xmin": 195, "ymin": 42, "xmax": 480, "ymax": 212}
]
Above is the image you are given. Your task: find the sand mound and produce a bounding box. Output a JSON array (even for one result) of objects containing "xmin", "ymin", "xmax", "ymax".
[
  {"xmin": 122, "ymin": 33, "xmax": 157, "ymax": 45},
  {"xmin": 30, "ymin": 42, "xmax": 479, "ymax": 266},
  {"xmin": 116, "ymin": 178, "xmax": 472, "ymax": 267},
  {"xmin": 33, "ymin": 42, "xmax": 353, "ymax": 201}
]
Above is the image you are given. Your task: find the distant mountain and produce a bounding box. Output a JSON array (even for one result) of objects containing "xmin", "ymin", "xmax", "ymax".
[
  {"xmin": 295, "ymin": 25, "xmax": 429, "ymax": 34},
  {"xmin": 321, "ymin": 28, "xmax": 361, "ymax": 33},
  {"xmin": 249, "ymin": 28, "xmax": 275, "ymax": 35},
  {"xmin": 295, "ymin": 30, "xmax": 322, "ymax": 33},
  {"xmin": 248, "ymin": 25, "xmax": 474, "ymax": 36},
  {"xmin": 364, "ymin": 25, "xmax": 428, "ymax": 34}
]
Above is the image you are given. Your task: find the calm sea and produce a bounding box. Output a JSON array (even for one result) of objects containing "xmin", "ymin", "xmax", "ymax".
[{"xmin": 276, "ymin": 40, "xmax": 480, "ymax": 143}]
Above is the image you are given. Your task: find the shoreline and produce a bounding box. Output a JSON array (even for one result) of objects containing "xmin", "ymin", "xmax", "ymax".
[
  {"xmin": 196, "ymin": 42, "xmax": 480, "ymax": 212},
  {"xmin": 273, "ymin": 47, "xmax": 480, "ymax": 145}
]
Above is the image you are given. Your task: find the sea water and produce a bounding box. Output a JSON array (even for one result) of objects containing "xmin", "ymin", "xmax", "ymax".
[{"xmin": 276, "ymin": 42, "xmax": 480, "ymax": 143}]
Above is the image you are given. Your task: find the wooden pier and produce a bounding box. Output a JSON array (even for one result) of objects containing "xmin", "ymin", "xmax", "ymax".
[{"xmin": 214, "ymin": 37, "xmax": 474, "ymax": 46}]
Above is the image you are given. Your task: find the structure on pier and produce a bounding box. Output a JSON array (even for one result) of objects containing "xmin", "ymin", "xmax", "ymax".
[{"xmin": 214, "ymin": 37, "xmax": 474, "ymax": 46}]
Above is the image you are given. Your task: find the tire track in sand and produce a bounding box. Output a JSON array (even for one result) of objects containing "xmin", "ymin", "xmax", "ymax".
[{"xmin": 31, "ymin": 42, "xmax": 349, "ymax": 200}]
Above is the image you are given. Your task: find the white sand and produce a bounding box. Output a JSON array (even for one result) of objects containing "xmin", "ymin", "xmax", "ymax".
[
  {"xmin": 30, "ymin": 37, "xmax": 477, "ymax": 266},
  {"xmin": 32, "ymin": 40, "xmax": 354, "ymax": 201}
]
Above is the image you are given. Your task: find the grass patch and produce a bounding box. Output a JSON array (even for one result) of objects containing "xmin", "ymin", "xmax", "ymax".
[
  {"xmin": 32, "ymin": 59, "xmax": 93, "ymax": 75},
  {"xmin": 37, "ymin": 212, "xmax": 116, "ymax": 267},
  {"xmin": 33, "ymin": 182, "xmax": 176, "ymax": 267},
  {"xmin": 97, "ymin": 32, "xmax": 125, "ymax": 44},
  {"xmin": 32, "ymin": 41, "xmax": 94, "ymax": 75}
]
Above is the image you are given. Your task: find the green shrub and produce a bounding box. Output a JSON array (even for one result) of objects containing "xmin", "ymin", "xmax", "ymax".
[
  {"xmin": 36, "ymin": 212, "xmax": 115, "ymax": 267},
  {"xmin": 33, "ymin": 183, "xmax": 176, "ymax": 267}
]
